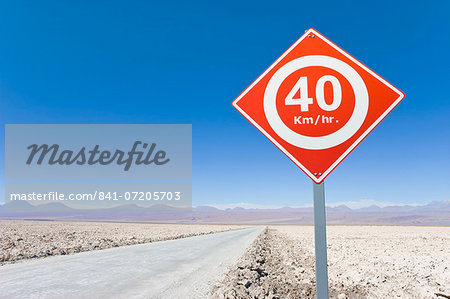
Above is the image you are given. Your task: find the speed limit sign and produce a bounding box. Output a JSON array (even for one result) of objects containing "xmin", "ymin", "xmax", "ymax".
[{"xmin": 233, "ymin": 28, "xmax": 404, "ymax": 183}]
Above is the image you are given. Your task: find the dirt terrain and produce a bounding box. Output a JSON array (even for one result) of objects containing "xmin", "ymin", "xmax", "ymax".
[
  {"xmin": 2, "ymin": 221, "xmax": 448, "ymax": 298},
  {"xmin": 0, "ymin": 220, "xmax": 248, "ymax": 265},
  {"xmin": 211, "ymin": 225, "xmax": 449, "ymax": 299}
]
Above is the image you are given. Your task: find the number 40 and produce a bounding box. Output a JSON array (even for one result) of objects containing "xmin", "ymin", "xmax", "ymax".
[{"xmin": 285, "ymin": 75, "xmax": 342, "ymax": 112}]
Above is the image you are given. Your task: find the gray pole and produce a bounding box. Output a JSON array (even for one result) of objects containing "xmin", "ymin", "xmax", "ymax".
[{"xmin": 313, "ymin": 181, "xmax": 329, "ymax": 299}]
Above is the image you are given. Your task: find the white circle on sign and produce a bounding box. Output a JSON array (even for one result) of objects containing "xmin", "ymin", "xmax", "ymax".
[{"xmin": 264, "ymin": 55, "xmax": 369, "ymax": 150}]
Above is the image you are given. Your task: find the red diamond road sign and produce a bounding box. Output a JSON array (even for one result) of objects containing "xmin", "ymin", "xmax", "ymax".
[{"xmin": 232, "ymin": 28, "xmax": 405, "ymax": 183}]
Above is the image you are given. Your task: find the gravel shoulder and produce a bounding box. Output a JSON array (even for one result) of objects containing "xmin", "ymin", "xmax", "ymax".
[
  {"xmin": 211, "ymin": 225, "xmax": 449, "ymax": 299},
  {"xmin": 0, "ymin": 220, "xmax": 249, "ymax": 265}
]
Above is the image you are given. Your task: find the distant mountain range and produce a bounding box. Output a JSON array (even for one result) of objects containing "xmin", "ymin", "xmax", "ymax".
[{"xmin": 1, "ymin": 200, "xmax": 449, "ymax": 225}]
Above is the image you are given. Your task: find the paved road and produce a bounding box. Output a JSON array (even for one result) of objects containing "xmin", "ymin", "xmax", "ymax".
[{"xmin": 0, "ymin": 226, "xmax": 264, "ymax": 299}]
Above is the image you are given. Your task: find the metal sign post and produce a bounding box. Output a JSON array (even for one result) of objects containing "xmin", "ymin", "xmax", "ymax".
[{"xmin": 313, "ymin": 181, "xmax": 329, "ymax": 299}]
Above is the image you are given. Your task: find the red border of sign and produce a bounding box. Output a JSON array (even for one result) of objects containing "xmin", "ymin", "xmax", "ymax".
[{"xmin": 232, "ymin": 28, "xmax": 405, "ymax": 183}]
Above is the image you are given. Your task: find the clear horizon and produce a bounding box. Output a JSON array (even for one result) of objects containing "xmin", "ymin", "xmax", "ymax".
[{"xmin": 2, "ymin": 198, "xmax": 449, "ymax": 210}]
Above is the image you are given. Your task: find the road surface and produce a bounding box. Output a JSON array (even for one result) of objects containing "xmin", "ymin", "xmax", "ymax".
[{"xmin": 0, "ymin": 226, "xmax": 264, "ymax": 299}]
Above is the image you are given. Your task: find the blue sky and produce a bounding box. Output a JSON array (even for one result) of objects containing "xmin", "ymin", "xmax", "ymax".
[{"xmin": 0, "ymin": 0, "xmax": 449, "ymax": 208}]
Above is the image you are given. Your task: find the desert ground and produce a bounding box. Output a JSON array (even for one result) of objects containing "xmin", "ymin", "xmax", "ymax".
[
  {"xmin": 0, "ymin": 220, "xmax": 249, "ymax": 265},
  {"xmin": 1, "ymin": 221, "xmax": 448, "ymax": 298},
  {"xmin": 211, "ymin": 225, "xmax": 450, "ymax": 299}
]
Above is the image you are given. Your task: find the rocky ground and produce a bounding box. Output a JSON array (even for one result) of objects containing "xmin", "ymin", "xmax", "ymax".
[
  {"xmin": 2, "ymin": 221, "xmax": 448, "ymax": 298},
  {"xmin": 211, "ymin": 225, "xmax": 449, "ymax": 299},
  {"xmin": 0, "ymin": 220, "xmax": 248, "ymax": 265}
]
